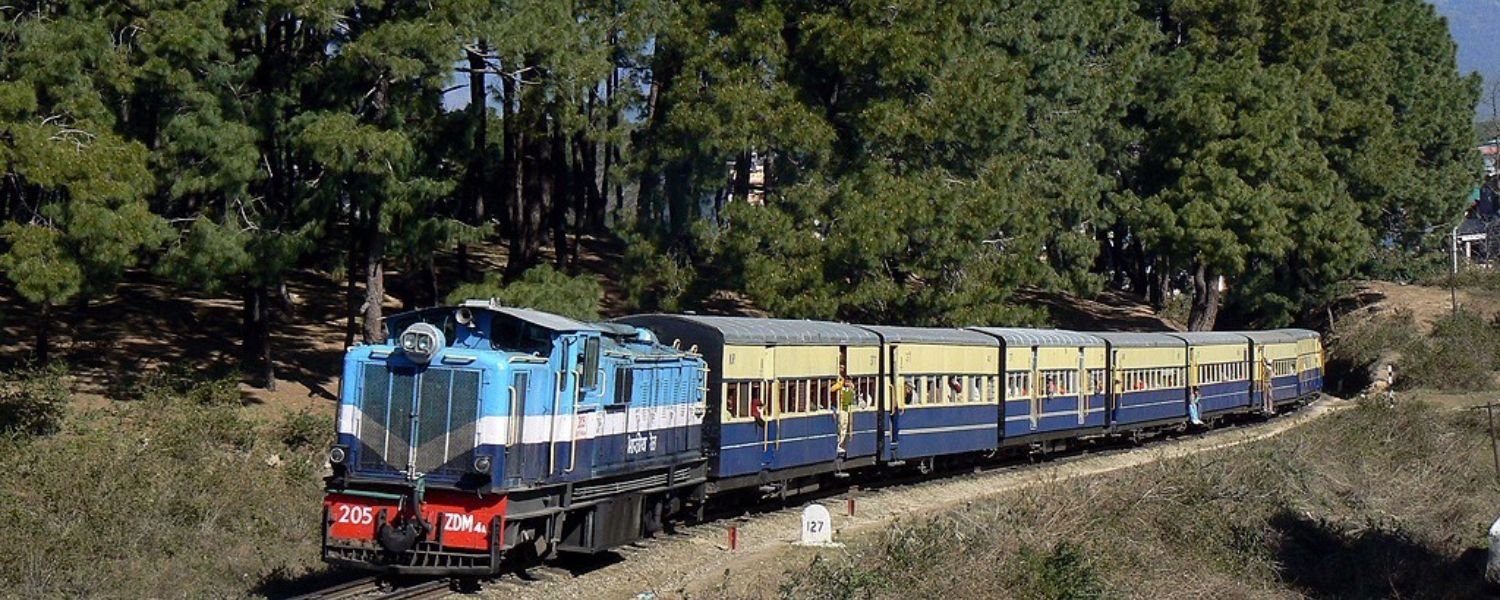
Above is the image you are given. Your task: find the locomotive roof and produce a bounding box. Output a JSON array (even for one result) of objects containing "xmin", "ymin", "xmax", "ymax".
[
  {"xmin": 1091, "ymin": 332, "xmax": 1186, "ymax": 348},
  {"xmin": 458, "ymin": 300, "xmax": 602, "ymax": 333},
  {"xmin": 1167, "ymin": 331, "xmax": 1250, "ymax": 345},
  {"xmin": 968, "ymin": 327, "xmax": 1105, "ymax": 347},
  {"xmin": 615, "ymin": 314, "xmax": 880, "ymax": 346},
  {"xmin": 858, "ymin": 325, "xmax": 999, "ymax": 346}
]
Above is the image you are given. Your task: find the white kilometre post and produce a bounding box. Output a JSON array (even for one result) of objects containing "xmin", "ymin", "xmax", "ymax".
[
  {"xmin": 798, "ymin": 504, "xmax": 839, "ymax": 547},
  {"xmin": 1487, "ymin": 516, "xmax": 1500, "ymax": 587}
]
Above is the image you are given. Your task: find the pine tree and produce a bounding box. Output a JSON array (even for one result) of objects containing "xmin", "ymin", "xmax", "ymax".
[{"xmin": 0, "ymin": 4, "xmax": 171, "ymax": 363}]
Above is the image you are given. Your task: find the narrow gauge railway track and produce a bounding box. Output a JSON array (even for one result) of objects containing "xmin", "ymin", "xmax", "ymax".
[{"xmin": 287, "ymin": 576, "xmax": 452, "ymax": 600}]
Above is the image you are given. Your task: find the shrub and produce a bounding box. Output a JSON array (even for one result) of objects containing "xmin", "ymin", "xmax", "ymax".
[
  {"xmin": 276, "ymin": 408, "xmax": 332, "ymax": 451},
  {"xmin": 1012, "ymin": 542, "xmax": 1104, "ymax": 600},
  {"xmin": 0, "ymin": 362, "xmax": 69, "ymax": 438},
  {"xmin": 1398, "ymin": 310, "xmax": 1500, "ymax": 390},
  {"xmin": 446, "ymin": 264, "xmax": 603, "ymax": 321}
]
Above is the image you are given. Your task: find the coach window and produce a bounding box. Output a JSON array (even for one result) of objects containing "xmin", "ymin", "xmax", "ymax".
[{"xmin": 725, "ymin": 383, "xmax": 741, "ymax": 418}]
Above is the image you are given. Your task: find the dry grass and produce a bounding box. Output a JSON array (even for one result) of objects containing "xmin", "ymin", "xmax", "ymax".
[
  {"xmin": 762, "ymin": 399, "xmax": 1500, "ymax": 599},
  {"xmin": 0, "ymin": 371, "xmax": 332, "ymax": 599}
]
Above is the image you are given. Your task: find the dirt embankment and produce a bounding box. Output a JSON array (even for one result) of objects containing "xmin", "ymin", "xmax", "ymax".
[{"xmin": 484, "ymin": 399, "xmax": 1353, "ymax": 600}]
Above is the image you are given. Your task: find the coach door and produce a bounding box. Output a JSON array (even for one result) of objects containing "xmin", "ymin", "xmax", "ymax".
[
  {"xmin": 760, "ymin": 349, "xmax": 777, "ymax": 468},
  {"xmin": 1109, "ymin": 349, "xmax": 1123, "ymax": 424}
]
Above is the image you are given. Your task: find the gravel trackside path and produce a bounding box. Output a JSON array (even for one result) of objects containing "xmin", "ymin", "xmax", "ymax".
[{"xmin": 481, "ymin": 397, "xmax": 1352, "ymax": 600}]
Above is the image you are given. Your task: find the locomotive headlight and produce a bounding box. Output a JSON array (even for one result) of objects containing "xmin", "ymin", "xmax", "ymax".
[
  {"xmin": 397, "ymin": 323, "xmax": 445, "ymax": 364},
  {"xmin": 328, "ymin": 445, "xmax": 347, "ymax": 465},
  {"xmin": 473, "ymin": 455, "xmax": 492, "ymax": 473}
]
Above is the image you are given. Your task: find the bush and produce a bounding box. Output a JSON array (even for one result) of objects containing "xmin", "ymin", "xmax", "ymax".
[
  {"xmin": 0, "ymin": 362, "xmax": 69, "ymax": 438},
  {"xmin": 446, "ymin": 264, "xmax": 603, "ymax": 321},
  {"xmin": 1400, "ymin": 310, "xmax": 1500, "ymax": 390},
  {"xmin": 276, "ymin": 408, "xmax": 332, "ymax": 451},
  {"xmin": 1365, "ymin": 247, "xmax": 1447, "ymax": 284},
  {"xmin": 1012, "ymin": 542, "xmax": 1104, "ymax": 600}
]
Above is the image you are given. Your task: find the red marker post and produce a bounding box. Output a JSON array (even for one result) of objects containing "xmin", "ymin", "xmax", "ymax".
[{"xmin": 728, "ymin": 526, "xmax": 738, "ymax": 551}]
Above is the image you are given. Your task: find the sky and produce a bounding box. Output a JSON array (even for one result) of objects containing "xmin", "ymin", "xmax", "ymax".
[{"xmin": 1429, "ymin": 0, "xmax": 1500, "ymax": 119}]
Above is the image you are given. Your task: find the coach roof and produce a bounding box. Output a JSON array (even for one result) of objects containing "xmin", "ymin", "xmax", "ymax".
[
  {"xmin": 1167, "ymin": 331, "xmax": 1249, "ymax": 345},
  {"xmin": 969, "ymin": 327, "xmax": 1105, "ymax": 347},
  {"xmin": 614, "ymin": 314, "xmax": 880, "ymax": 346},
  {"xmin": 1238, "ymin": 330, "xmax": 1299, "ymax": 344},
  {"xmin": 859, "ymin": 325, "xmax": 999, "ymax": 346},
  {"xmin": 1092, "ymin": 332, "xmax": 1186, "ymax": 348}
]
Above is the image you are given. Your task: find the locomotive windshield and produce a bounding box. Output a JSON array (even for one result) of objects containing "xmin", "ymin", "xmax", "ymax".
[
  {"xmin": 490, "ymin": 313, "xmax": 553, "ymax": 354},
  {"xmin": 384, "ymin": 308, "xmax": 458, "ymax": 344}
]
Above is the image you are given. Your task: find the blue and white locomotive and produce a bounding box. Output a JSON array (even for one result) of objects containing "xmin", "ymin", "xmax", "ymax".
[
  {"xmin": 321, "ymin": 304, "xmax": 1324, "ymax": 574},
  {"xmin": 323, "ymin": 301, "xmax": 708, "ymax": 574}
]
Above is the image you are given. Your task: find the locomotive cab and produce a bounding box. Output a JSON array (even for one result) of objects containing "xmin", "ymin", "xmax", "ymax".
[{"xmin": 321, "ymin": 301, "xmax": 709, "ymax": 575}]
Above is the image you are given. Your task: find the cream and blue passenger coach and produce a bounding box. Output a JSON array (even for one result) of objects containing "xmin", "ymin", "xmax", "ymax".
[
  {"xmin": 861, "ymin": 326, "xmax": 1001, "ymax": 461},
  {"xmin": 614, "ymin": 314, "xmax": 882, "ymax": 492},
  {"xmin": 970, "ymin": 328, "xmax": 1108, "ymax": 443}
]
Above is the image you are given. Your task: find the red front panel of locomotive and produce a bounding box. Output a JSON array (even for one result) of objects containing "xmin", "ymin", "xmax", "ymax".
[{"xmin": 324, "ymin": 491, "xmax": 507, "ymax": 551}]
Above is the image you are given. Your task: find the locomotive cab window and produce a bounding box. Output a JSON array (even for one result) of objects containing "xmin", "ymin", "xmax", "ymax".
[
  {"xmin": 490, "ymin": 315, "xmax": 552, "ymax": 355},
  {"xmin": 581, "ymin": 337, "xmax": 601, "ymax": 388}
]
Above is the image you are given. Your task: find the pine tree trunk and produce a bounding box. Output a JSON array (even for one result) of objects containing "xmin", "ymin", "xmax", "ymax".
[
  {"xmin": 507, "ymin": 58, "xmax": 546, "ymax": 282},
  {"xmin": 733, "ymin": 150, "xmax": 751, "ymax": 203},
  {"xmin": 665, "ymin": 159, "xmax": 694, "ymax": 246},
  {"xmin": 363, "ymin": 199, "xmax": 386, "ymax": 344},
  {"xmin": 1149, "ymin": 256, "xmax": 1168, "ymax": 310},
  {"xmin": 499, "ymin": 67, "xmax": 518, "ymax": 239},
  {"xmin": 550, "ymin": 127, "xmax": 570, "ymax": 270},
  {"xmin": 1128, "ymin": 237, "xmax": 1149, "ymax": 298},
  {"xmin": 1187, "ymin": 263, "xmax": 1222, "ymax": 331},
  {"xmin": 242, "ymin": 284, "xmax": 276, "ymax": 390},
  {"xmin": 35, "ymin": 301, "xmax": 51, "ymax": 365},
  {"xmin": 344, "ymin": 202, "xmax": 360, "ymax": 349},
  {"xmin": 458, "ymin": 42, "xmax": 489, "ymax": 281}
]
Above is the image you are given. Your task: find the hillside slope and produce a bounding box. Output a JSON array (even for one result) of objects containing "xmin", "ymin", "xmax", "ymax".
[{"xmin": 0, "ymin": 240, "xmax": 1180, "ymax": 414}]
